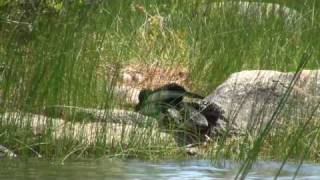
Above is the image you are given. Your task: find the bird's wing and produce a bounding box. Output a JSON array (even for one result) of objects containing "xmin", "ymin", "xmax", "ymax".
[
  {"xmin": 182, "ymin": 103, "xmax": 208, "ymax": 127},
  {"xmin": 146, "ymin": 90, "xmax": 185, "ymax": 103}
]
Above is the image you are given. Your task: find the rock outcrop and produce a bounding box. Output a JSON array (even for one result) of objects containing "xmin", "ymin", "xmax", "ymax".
[{"xmin": 205, "ymin": 70, "xmax": 320, "ymax": 133}]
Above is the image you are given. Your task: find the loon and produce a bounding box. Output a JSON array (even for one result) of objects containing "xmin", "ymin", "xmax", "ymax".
[{"xmin": 135, "ymin": 83, "xmax": 204, "ymax": 112}]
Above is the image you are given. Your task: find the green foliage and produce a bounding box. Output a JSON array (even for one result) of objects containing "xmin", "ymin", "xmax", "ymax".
[{"xmin": 0, "ymin": 2, "xmax": 320, "ymax": 177}]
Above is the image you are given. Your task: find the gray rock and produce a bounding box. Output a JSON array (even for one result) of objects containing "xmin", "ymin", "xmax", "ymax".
[{"xmin": 205, "ymin": 70, "xmax": 320, "ymax": 133}]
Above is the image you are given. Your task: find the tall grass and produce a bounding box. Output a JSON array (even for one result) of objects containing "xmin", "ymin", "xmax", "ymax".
[{"xmin": 0, "ymin": 0, "xmax": 320, "ymax": 174}]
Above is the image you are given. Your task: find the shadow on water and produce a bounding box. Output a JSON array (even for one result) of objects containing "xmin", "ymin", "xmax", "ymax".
[{"xmin": 0, "ymin": 159, "xmax": 320, "ymax": 180}]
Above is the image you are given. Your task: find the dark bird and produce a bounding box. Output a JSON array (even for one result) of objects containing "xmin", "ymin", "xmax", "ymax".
[
  {"xmin": 198, "ymin": 101, "xmax": 225, "ymax": 127},
  {"xmin": 183, "ymin": 101, "xmax": 226, "ymax": 136},
  {"xmin": 135, "ymin": 83, "xmax": 204, "ymax": 112},
  {"xmin": 135, "ymin": 83, "xmax": 227, "ymax": 142},
  {"xmin": 169, "ymin": 101, "xmax": 225, "ymax": 144}
]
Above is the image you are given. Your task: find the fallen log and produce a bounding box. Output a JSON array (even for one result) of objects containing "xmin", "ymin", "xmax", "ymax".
[{"xmin": 0, "ymin": 111, "xmax": 176, "ymax": 146}]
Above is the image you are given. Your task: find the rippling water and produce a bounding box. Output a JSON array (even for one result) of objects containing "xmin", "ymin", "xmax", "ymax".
[{"xmin": 0, "ymin": 158, "xmax": 320, "ymax": 180}]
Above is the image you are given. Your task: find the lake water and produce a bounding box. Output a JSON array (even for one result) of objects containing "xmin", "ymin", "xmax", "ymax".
[{"xmin": 1, "ymin": 158, "xmax": 320, "ymax": 180}]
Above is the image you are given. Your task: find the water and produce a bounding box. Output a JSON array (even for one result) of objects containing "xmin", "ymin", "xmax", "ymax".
[{"xmin": 1, "ymin": 158, "xmax": 320, "ymax": 180}]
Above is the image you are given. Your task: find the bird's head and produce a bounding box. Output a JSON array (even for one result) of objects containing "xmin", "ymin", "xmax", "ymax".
[
  {"xmin": 135, "ymin": 89, "xmax": 153, "ymax": 112},
  {"xmin": 138, "ymin": 89, "xmax": 153, "ymax": 103}
]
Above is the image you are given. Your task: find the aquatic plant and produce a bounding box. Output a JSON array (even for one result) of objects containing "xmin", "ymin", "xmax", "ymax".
[{"xmin": 0, "ymin": 1, "xmax": 319, "ymax": 178}]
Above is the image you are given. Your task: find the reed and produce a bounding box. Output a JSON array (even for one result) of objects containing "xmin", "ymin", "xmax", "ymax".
[{"xmin": 0, "ymin": 2, "xmax": 319, "ymax": 177}]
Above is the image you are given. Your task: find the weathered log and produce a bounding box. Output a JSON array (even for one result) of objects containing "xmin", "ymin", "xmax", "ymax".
[
  {"xmin": 0, "ymin": 145, "xmax": 17, "ymax": 158},
  {"xmin": 0, "ymin": 111, "xmax": 176, "ymax": 145}
]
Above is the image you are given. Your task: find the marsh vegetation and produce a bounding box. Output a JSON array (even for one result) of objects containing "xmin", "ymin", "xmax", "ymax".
[{"xmin": 0, "ymin": 0, "xmax": 320, "ymax": 178}]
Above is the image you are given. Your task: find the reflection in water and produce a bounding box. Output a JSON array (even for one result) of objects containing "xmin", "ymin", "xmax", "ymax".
[{"xmin": 0, "ymin": 158, "xmax": 320, "ymax": 180}]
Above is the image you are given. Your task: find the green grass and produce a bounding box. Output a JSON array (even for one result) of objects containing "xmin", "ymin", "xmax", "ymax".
[{"xmin": 1, "ymin": 0, "xmax": 320, "ymax": 177}]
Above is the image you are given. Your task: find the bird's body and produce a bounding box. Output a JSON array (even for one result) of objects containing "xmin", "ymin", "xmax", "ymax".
[
  {"xmin": 135, "ymin": 83, "xmax": 226, "ymax": 142},
  {"xmin": 135, "ymin": 83, "xmax": 204, "ymax": 112},
  {"xmin": 182, "ymin": 101, "xmax": 226, "ymax": 137}
]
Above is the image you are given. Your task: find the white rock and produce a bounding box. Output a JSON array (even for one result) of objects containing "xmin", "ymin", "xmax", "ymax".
[{"xmin": 205, "ymin": 70, "xmax": 320, "ymax": 132}]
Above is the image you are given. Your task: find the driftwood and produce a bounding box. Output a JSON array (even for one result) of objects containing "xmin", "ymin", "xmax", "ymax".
[
  {"xmin": 44, "ymin": 105, "xmax": 156, "ymax": 125},
  {"xmin": 1, "ymin": 108, "xmax": 217, "ymax": 157},
  {"xmin": 0, "ymin": 110, "xmax": 176, "ymax": 146},
  {"xmin": 0, "ymin": 145, "xmax": 17, "ymax": 158}
]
